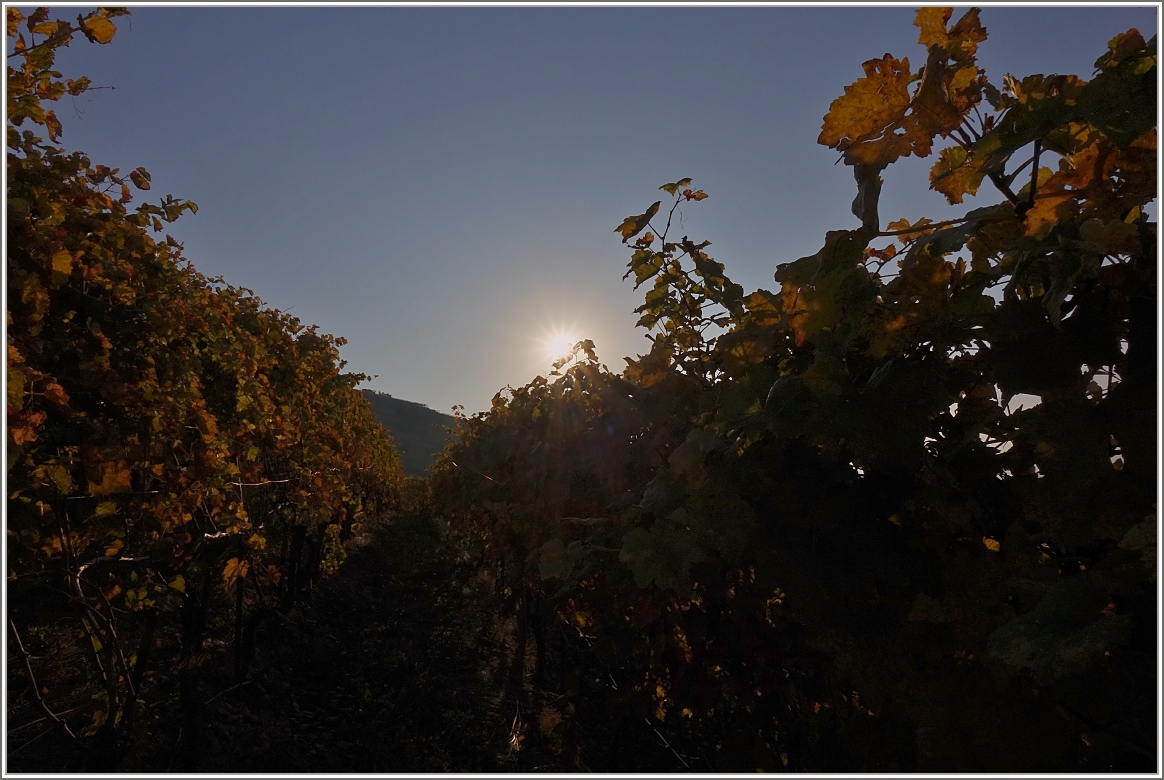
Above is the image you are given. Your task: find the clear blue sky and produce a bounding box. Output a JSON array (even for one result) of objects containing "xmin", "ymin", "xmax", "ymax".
[{"xmin": 32, "ymin": 4, "xmax": 1158, "ymax": 413}]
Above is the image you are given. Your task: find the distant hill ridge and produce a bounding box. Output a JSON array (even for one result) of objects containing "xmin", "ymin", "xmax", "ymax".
[{"xmin": 361, "ymin": 390, "xmax": 456, "ymax": 477}]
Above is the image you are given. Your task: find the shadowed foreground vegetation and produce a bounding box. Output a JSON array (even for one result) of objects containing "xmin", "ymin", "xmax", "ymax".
[
  {"xmin": 194, "ymin": 516, "xmax": 503, "ymax": 773},
  {"xmin": 9, "ymin": 516, "xmax": 508, "ymax": 773}
]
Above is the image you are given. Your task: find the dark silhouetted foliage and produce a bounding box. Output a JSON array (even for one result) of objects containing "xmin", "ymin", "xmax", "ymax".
[{"xmin": 433, "ymin": 9, "xmax": 1157, "ymax": 772}]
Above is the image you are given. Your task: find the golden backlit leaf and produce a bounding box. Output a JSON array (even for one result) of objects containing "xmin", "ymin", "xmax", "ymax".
[
  {"xmin": 88, "ymin": 461, "xmax": 132, "ymax": 496},
  {"xmin": 930, "ymin": 145, "xmax": 985, "ymax": 204},
  {"xmin": 615, "ymin": 201, "xmax": 661, "ymax": 243},
  {"xmin": 914, "ymin": 7, "xmax": 953, "ymax": 48},
  {"xmin": 885, "ymin": 216, "xmax": 935, "ymax": 243},
  {"xmin": 949, "ymin": 64, "xmax": 978, "ymax": 93},
  {"xmin": 7, "ymin": 8, "xmax": 25, "ymax": 37},
  {"xmin": 982, "ymin": 537, "xmax": 1001, "ymax": 552},
  {"xmin": 945, "ymin": 8, "xmax": 987, "ymax": 59},
  {"xmin": 658, "ymin": 178, "xmax": 692, "ymax": 196},
  {"xmin": 886, "ymin": 217, "xmax": 912, "ymax": 233},
  {"xmin": 915, "ymin": 7, "xmax": 989, "ymax": 75},
  {"xmin": 909, "ymin": 50, "xmax": 972, "ymax": 139},
  {"xmin": 741, "ymin": 289, "xmax": 783, "ymax": 326},
  {"xmin": 1023, "ymin": 191, "xmax": 1075, "ymax": 237},
  {"xmin": 80, "ymin": 15, "xmax": 116, "ymax": 44},
  {"xmin": 819, "ymin": 54, "xmax": 912, "ymax": 153},
  {"xmin": 826, "ymin": 8, "xmax": 988, "ymax": 183},
  {"xmin": 1055, "ymin": 142, "xmax": 1107, "ymax": 191},
  {"xmin": 51, "ymin": 249, "xmax": 74, "ymax": 275},
  {"xmin": 222, "ymin": 556, "xmax": 250, "ymax": 590}
]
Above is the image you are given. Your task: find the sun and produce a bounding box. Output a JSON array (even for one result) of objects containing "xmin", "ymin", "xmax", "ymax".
[{"xmin": 544, "ymin": 330, "xmax": 580, "ymax": 363}]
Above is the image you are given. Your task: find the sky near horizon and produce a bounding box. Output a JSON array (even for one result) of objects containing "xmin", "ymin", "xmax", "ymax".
[{"xmin": 26, "ymin": 4, "xmax": 1159, "ymax": 414}]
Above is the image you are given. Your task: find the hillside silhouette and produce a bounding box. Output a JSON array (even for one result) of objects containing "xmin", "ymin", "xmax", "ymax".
[{"xmin": 362, "ymin": 390, "xmax": 455, "ymax": 476}]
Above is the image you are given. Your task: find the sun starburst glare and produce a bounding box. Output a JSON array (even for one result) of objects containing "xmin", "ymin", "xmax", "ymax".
[{"xmin": 544, "ymin": 329, "xmax": 580, "ymax": 363}]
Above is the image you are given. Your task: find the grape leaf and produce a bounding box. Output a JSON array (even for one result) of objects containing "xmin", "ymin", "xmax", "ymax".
[
  {"xmin": 615, "ymin": 201, "xmax": 661, "ymax": 243},
  {"xmin": 80, "ymin": 15, "xmax": 116, "ymax": 44},
  {"xmin": 88, "ymin": 461, "xmax": 132, "ymax": 496}
]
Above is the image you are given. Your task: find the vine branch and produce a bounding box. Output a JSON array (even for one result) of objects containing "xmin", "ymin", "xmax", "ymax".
[{"xmin": 8, "ymin": 618, "xmax": 77, "ymax": 741}]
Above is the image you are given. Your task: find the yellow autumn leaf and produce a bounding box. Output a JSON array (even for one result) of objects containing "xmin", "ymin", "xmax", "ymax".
[
  {"xmin": 930, "ymin": 145, "xmax": 986, "ymax": 205},
  {"xmin": 169, "ymin": 575, "xmax": 186, "ymax": 593},
  {"xmin": 81, "ymin": 15, "xmax": 116, "ymax": 44},
  {"xmin": 194, "ymin": 410, "xmax": 219, "ymax": 441},
  {"xmin": 917, "ymin": 7, "xmax": 987, "ymax": 60},
  {"xmin": 886, "ymin": 217, "xmax": 913, "ymax": 233},
  {"xmin": 30, "ymin": 20, "xmax": 58, "ymax": 36},
  {"xmin": 944, "ymin": 9, "xmax": 987, "ymax": 59},
  {"xmin": 222, "ymin": 557, "xmax": 250, "ymax": 589},
  {"xmin": 8, "ymin": 368, "xmax": 25, "ymax": 409},
  {"xmin": 50, "ymin": 249, "xmax": 74, "ymax": 276},
  {"xmin": 614, "ymin": 201, "xmax": 661, "ymax": 243},
  {"xmin": 982, "ymin": 537, "xmax": 1001, "ymax": 552},
  {"xmin": 103, "ymin": 538, "xmax": 124, "ymax": 556},
  {"xmin": 7, "ymin": 8, "xmax": 24, "ymax": 37},
  {"xmin": 741, "ymin": 289, "xmax": 783, "ymax": 326},
  {"xmin": 34, "ymin": 463, "xmax": 73, "ymax": 493},
  {"xmin": 819, "ymin": 54, "xmax": 912, "ymax": 155},
  {"xmin": 915, "ymin": 7, "xmax": 953, "ymax": 48},
  {"xmin": 88, "ymin": 461, "xmax": 132, "ymax": 496}
]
